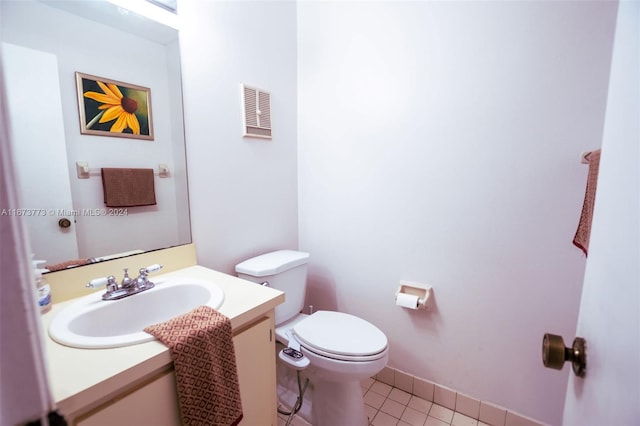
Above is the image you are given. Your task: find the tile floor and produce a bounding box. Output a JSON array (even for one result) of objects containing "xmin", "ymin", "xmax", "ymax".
[{"xmin": 277, "ymin": 378, "xmax": 493, "ymax": 426}]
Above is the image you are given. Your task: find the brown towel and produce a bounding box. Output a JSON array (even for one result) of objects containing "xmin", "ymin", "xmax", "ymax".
[
  {"xmin": 144, "ymin": 306, "xmax": 243, "ymax": 426},
  {"xmin": 45, "ymin": 258, "xmax": 90, "ymax": 272},
  {"xmin": 101, "ymin": 168, "xmax": 156, "ymax": 207},
  {"xmin": 573, "ymin": 149, "xmax": 601, "ymax": 256}
]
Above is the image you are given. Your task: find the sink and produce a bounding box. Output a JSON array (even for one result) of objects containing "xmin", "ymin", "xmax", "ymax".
[{"xmin": 49, "ymin": 277, "xmax": 225, "ymax": 349}]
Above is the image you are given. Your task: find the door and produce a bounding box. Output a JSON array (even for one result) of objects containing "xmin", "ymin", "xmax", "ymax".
[
  {"xmin": 2, "ymin": 43, "xmax": 79, "ymax": 264},
  {"xmin": 562, "ymin": 3, "xmax": 639, "ymax": 425}
]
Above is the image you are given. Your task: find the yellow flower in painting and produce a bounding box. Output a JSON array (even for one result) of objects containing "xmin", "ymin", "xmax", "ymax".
[{"xmin": 84, "ymin": 81, "xmax": 141, "ymax": 134}]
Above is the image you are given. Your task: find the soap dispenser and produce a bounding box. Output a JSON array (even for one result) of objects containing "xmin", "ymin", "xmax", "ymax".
[{"xmin": 33, "ymin": 260, "xmax": 51, "ymax": 314}]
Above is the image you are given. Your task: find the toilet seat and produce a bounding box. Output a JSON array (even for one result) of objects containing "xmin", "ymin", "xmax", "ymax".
[{"xmin": 292, "ymin": 311, "xmax": 388, "ymax": 362}]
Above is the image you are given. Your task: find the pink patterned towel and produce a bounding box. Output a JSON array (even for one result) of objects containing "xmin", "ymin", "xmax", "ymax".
[
  {"xmin": 144, "ymin": 306, "xmax": 243, "ymax": 426},
  {"xmin": 573, "ymin": 149, "xmax": 601, "ymax": 256}
]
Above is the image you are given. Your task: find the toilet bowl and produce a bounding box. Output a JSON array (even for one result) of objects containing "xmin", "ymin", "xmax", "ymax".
[
  {"xmin": 277, "ymin": 311, "xmax": 388, "ymax": 426},
  {"xmin": 236, "ymin": 250, "xmax": 389, "ymax": 426},
  {"xmin": 279, "ymin": 311, "xmax": 388, "ymax": 381}
]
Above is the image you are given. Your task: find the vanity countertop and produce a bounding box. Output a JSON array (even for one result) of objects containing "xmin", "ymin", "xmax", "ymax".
[{"xmin": 40, "ymin": 265, "xmax": 284, "ymax": 418}]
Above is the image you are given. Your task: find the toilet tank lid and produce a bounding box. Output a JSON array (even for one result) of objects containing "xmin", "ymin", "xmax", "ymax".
[{"xmin": 235, "ymin": 250, "xmax": 310, "ymax": 277}]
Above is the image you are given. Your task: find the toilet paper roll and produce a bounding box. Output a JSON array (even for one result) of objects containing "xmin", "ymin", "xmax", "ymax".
[{"xmin": 396, "ymin": 293, "xmax": 420, "ymax": 309}]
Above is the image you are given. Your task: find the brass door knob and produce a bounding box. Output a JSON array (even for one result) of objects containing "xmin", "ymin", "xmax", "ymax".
[
  {"xmin": 542, "ymin": 333, "xmax": 586, "ymax": 377},
  {"xmin": 58, "ymin": 218, "xmax": 72, "ymax": 229}
]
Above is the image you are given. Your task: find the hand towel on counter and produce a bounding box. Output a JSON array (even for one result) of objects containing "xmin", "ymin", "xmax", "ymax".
[
  {"xmin": 573, "ymin": 149, "xmax": 601, "ymax": 256},
  {"xmin": 144, "ymin": 306, "xmax": 243, "ymax": 426},
  {"xmin": 101, "ymin": 168, "xmax": 156, "ymax": 207}
]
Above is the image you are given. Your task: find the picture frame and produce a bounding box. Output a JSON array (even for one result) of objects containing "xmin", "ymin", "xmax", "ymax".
[{"xmin": 75, "ymin": 72, "xmax": 154, "ymax": 140}]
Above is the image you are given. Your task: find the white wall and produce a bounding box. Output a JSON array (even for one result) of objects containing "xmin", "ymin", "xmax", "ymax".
[
  {"xmin": 180, "ymin": 0, "xmax": 299, "ymax": 273},
  {"xmin": 297, "ymin": 2, "xmax": 617, "ymax": 424},
  {"xmin": 1, "ymin": 1, "xmax": 185, "ymax": 262},
  {"xmin": 563, "ymin": 1, "xmax": 640, "ymax": 424}
]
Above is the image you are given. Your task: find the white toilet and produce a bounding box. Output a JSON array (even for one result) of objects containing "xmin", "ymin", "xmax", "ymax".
[{"xmin": 236, "ymin": 250, "xmax": 389, "ymax": 426}]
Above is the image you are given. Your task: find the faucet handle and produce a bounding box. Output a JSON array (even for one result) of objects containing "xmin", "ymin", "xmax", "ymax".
[
  {"xmin": 136, "ymin": 264, "xmax": 162, "ymax": 279},
  {"xmin": 132, "ymin": 264, "xmax": 162, "ymax": 288},
  {"xmin": 86, "ymin": 276, "xmax": 108, "ymax": 289},
  {"xmin": 86, "ymin": 275, "xmax": 118, "ymax": 293},
  {"xmin": 144, "ymin": 264, "xmax": 163, "ymax": 274}
]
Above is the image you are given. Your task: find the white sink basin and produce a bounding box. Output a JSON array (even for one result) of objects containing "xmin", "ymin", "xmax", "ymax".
[{"xmin": 49, "ymin": 277, "xmax": 225, "ymax": 349}]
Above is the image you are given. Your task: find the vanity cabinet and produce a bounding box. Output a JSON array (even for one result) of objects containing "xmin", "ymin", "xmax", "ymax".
[
  {"xmin": 76, "ymin": 370, "xmax": 180, "ymax": 426},
  {"xmin": 235, "ymin": 315, "xmax": 278, "ymax": 426},
  {"xmin": 73, "ymin": 315, "xmax": 277, "ymax": 426}
]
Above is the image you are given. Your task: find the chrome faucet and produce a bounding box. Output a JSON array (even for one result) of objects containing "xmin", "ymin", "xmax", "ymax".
[
  {"xmin": 120, "ymin": 268, "xmax": 133, "ymax": 288},
  {"xmin": 86, "ymin": 264, "xmax": 163, "ymax": 301}
]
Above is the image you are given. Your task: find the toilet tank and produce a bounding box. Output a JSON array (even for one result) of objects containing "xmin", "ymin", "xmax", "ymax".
[{"xmin": 235, "ymin": 250, "xmax": 310, "ymax": 326}]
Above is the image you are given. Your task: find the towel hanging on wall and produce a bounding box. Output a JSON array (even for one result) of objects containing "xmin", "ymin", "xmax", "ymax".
[
  {"xmin": 573, "ymin": 149, "xmax": 601, "ymax": 256},
  {"xmin": 101, "ymin": 168, "xmax": 156, "ymax": 207}
]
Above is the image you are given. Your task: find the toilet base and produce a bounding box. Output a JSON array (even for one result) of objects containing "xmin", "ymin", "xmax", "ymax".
[{"xmin": 312, "ymin": 379, "xmax": 368, "ymax": 426}]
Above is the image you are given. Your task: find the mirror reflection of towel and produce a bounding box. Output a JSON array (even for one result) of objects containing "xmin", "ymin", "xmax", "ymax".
[
  {"xmin": 101, "ymin": 168, "xmax": 156, "ymax": 207},
  {"xmin": 573, "ymin": 149, "xmax": 601, "ymax": 256}
]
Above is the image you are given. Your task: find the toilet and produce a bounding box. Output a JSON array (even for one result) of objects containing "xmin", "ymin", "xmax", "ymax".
[{"xmin": 236, "ymin": 250, "xmax": 389, "ymax": 426}]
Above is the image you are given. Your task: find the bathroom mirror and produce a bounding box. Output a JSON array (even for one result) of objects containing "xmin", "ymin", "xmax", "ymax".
[{"xmin": 1, "ymin": 0, "xmax": 191, "ymax": 270}]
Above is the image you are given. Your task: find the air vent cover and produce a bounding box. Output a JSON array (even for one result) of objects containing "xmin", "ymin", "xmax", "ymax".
[{"xmin": 241, "ymin": 83, "xmax": 272, "ymax": 139}]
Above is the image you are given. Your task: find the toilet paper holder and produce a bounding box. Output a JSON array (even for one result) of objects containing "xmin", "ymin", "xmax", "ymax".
[{"xmin": 396, "ymin": 281, "xmax": 432, "ymax": 310}]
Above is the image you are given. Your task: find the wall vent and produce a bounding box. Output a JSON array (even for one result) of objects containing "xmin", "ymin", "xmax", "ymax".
[{"xmin": 241, "ymin": 83, "xmax": 272, "ymax": 139}]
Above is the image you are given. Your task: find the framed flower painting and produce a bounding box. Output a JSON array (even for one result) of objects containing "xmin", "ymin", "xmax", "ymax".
[{"xmin": 75, "ymin": 72, "xmax": 154, "ymax": 140}]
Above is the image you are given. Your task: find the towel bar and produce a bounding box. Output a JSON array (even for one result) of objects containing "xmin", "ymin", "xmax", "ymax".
[{"xmin": 76, "ymin": 161, "xmax": 170, "ymax": 179}]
